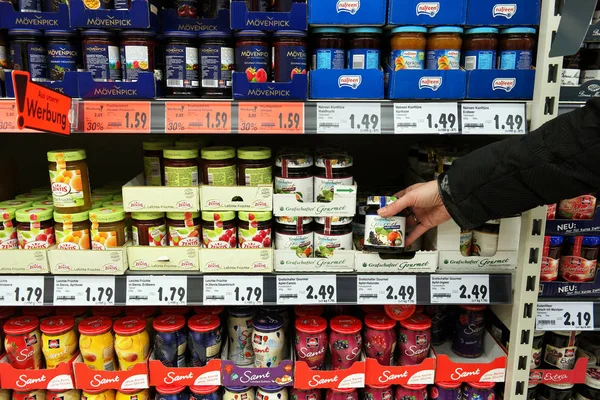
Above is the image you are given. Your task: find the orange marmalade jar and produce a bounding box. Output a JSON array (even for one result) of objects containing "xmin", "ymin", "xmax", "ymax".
[
  {"xmin": 390, "ymin": 26, "xmax": 427, "ymax": 70},
  {"xmin": 48, "ymin": 149, "xmax": 92, "ymax": 213},
  {"xmin": 426, "ymin": 26, "xmax": 464, "ymax": 70}
]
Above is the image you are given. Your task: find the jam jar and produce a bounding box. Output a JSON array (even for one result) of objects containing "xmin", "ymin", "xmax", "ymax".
[
  {"xmin": 153, "ymin": 314, "xmax": 187, "ymax": 367},
  {"xmin": 46, "ymin": 30, "xmax": 80, "ymax": 81},
  {"xmin": 398, "ymin": 314, "xmax": 431, "ymax": 366},
  {"xmin": 163, "ymin": 148, "xmax": 199, "ymax": 187},
  {"xmin": 275, "ymin": 152, "xmax": 314, "ymax": 203},
  {"xmin": 235, "ymin": 31, "xmax": 270, "ymax": 82},
  {"xmin": 0, "ymin": 207, "xmax": 18, "ymax": 249},
  {"xmin": 426, "ymin": 26, "xmax": 463, "ymax": 70},
  {"xmin": 238, "ymin": 211, "xmax": 272, "ymax": 248},
  {"xmin": 16, "ymin": 207, "xmax": 55, "ymax": 249},
  {"xmin": 471, "ymin": 220, "xmax": 500, "ymax": 257},
  {"xmin": 532, "ymin": 331, "xmax": 545, "ymax": 369},
  {"xmin": 9, "ymin": 29, "xmax": 48, "ymax": 82},
  {"xmin": 329, "ymin": 316, "xmax": 362, "ymax": 369},
  {"xmin": 542, "ymin": 331, "xmax": 580, "ymax": 370},
  {"xmin": 396, "ymin": 385, "xmax": 427, "ymax": 400},
  {"xmin": 132, "ymin": 212, "xmax": 167, "ymax": 246},
  {"xmin": 558, "ymin": 195, "xmax": 597, "ymax": 220},
  {"xmin": 187, "ymin": 313, "xmax": 222, "ymax": 367},
  {"xmin": 237, "ymin": 147, "xmax": 272, "ymax": 186},
  {"xmin": 273, "ymin": 30, "xmax": 307, "ymax": 82},
  {"xmin": 274, "ymin": 216, "xmax": 314, "ymax": 257},
  {"xmin": 89, "ymin": 207, "xmax": 127, "ymax": 250},
  {"xmin": 142, "ymin": 139, "xmax": 173, "ymax": 187},
  {"xmin": 41, "ymin": 316, "xmax": 78, "ymax": 369},
  {"xmin": 54, "ymin": 211, "xmax": 91, "ymax": 250},
  {"xmin": 167, "ymin": 212, "xmax": 201, "ymax": 247},
  {"xmin": 364, "ymin": 196, "xmax": 406, "ymax": 253},
  {"xmin": 82, "ymin": 29, "xmax": 122, "ymax": 82},
  {"xmin": 579, "ymin": 368, "xmax": 600, "ymax": 400},
  {"xmin": 347, "ymin": 27, "xmax": 381, "ymax": 70},
  {"xmin": 202, "ymin": 211, "xmax": 237, "ymax": 248},
  {"xmin": 463, "ymin": 382, "xmax": 495, "ymax": 400},
  {"xmin": 48, "ymin": 149, "xmax": 92, "ymax": 213},
  {"xmin": 252, "ymin": 313, "xmax": 285, "ymax": 368},
  {"xmin": 0, "ymin": 32, "xmax": 8, "ymax": 69},
  {"xmin": 314, "ymin": 217, "xmax": 353, "ymax": 258},
  {"xmin": 462, "ymin": 27, "xmax": 498, "ymax": 70},
  {"xmin": 295, "ymin": 316, "xmax": 328, "ymax": 370},
  {"xmin": 164, "ymin": 31, "xmax": 199, "ymax": 97},
  {"xmin": 198, "ymin": 31, "xmax": 234, "ymax": 98},
  {"xmin": 314, "ymin": 153, "xmax": 353, "ymax": 202},
  {"xmin": 498, "ymin": 27, "xmax": 537, "ymax": 70},
  {"xmin": 541, "ymin": 236, "xmax": 563, "ymax": 282},
  {"xmin": 560, "ymin": 236, "xmax": 600, "ymax": 282},
  {"xmin": 3, "ymin": 316, "xmax": 43, "ymax": 370},
  {"xmin": 390, "ymin": 26, "xmax": 427, "ymax": 70},
  {"xmin": 0, "ymin": 200, "xmax": 33, "ymax": 210},
  {"xmin": 312, "ymin": 27, "xmax": 346, "ymax": 70},
  {"xmin": 120, "ymin": 30, "xmax": 156, "ymax": 82},
  {"xmin": 363, "ymin": 314, "xmax": 396, "ymax": 366},
  {"xmin": 537, "ymin": 383, "xmax": 574, "ymax": 400},
  {"xmin": 201, "ymin": 146, "xmax": 236, "ymax": 186},
  {"xmin": 453, "ymin": 305, "xmax": 486, "ymax": 358},
  {"xmin": 431, "ymin": 382, "xmax": 461, "ymax": 400}
]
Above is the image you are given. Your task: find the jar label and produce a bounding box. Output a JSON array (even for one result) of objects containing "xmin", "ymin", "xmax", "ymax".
[
  {"xmin": 314, "ymin": 231, "xmax": 352, "ymax": 258},
  {"xmin": 42, "ymin": 329, "xmax": 78, "ymax": 368},
  {"xmin": 174, "ymin": 0, "xmax": 200, "ymax": 16},
  {"xmin": 499, "ymin": 50, "xmax": 532, "ymax": 70},
  {"xmin": 122, "ymin": 45, "xmax": 150, "ymax": 81},
  {"xmin": 559, "ymin": 256, "xmax": 597, "ymax": 282},
  {"xmin": 275, "ymin": 176, "xmax": 313, "ymax": 203},
  {"xmin": 347, "ymin": 49, "xmax": 379, "ymax": 70},
  {"xmin": 561, "ymin": 68, "xmax": 581, "ymax": 87},
  {"xmin": 391, "ymin": 50, "xmax": 425, "ymax": 70},
  {"xmin": 558, "ymin": 195, "xmax": 596, "ymax": 219},
  {"xmin": 168, "ymin": 224, "xmax": 200, "ymax": 246},
  {"xmin": 200, "ymin": 45, "xmax": 234, "ymax": 89},
  {"xmin": 426, "ymin": 50, "xmax": 460, "ymax": 70},
  {"xmin": 471, "ymin": 230, "xmax": 499, "ymax": 257},
  {"xmin": 531, "ymin": 346, "xmax": 542, "ymax": 369},
  {"xmin": 243, "ymin": 166, "xmax": 272, "ymax": 186},
  {"xmin": 203, "ymin": 226, "xmax": 236, "ymax": 248},
  {"xmin": 132, "ymin": 224, "xmax": 167, "ymax": 246},
  {"xmin": 582, "ymin": 69, "xmax": 600, "ymax": 84},
  {"xmin": 165, "ymin": 165, "xmax": 199, "ymax": 187},
  {"xmin": 544, "ymin": 344, "xmax": 577, "ymax": 370},
  {"xmin": 239, "ymin": 223, "xmax": 272, "ymax": 249},
  {"xmin": 0, "ymin": 226, "xmax": 18, "ymax": 249},
  {"xmin": 274, "ymin": 231, "xmax": 313, "ymax": 257},
  {"xmin": 364, "ymin": 215, "xmax": 405, "ymax": 249},
  {"xmin": 11, "ymin": 42, "xmax": 47, "ymax": 81},
  {"xmin": 274, "ymin": 44, "xmax": 307, "ymax": 82},
  {"xmin": 18, "ymin": 0, "xmax": 41, "ymax": 12},
  {"xmin": 547, "ymin": 203, "xmax": 557, "ymax": 220},
  {"xmin": 166, "ymin": 45, "xmax": 199, "ymax": 88},
  {"xmin": 56, "ymin": 228, "xmax": 91, "ymax": 250},
  {"xmin": 206, "ymin": 165, "xmax": 236, "ymax": 186},
  {"xmin": 314, "ymin": 48, "xmax": 345, "ymax": 70},
  {"xmin": 253, "ymin": 328, "xmax": 285, "ymax": 368},
  {"xmin": 540, "ymin": 256, "xmax": 559, "ymax": 281},
  {"xmin": 462, "ymin": 50, "xmax": 496, "ymax": 71},
  {"xmin": 314, "ymin": 176, "xmax": 353, "ymax": 202},
  {"xmin": 143, "ymin": 156, "xmax": 162, "ymax": 186},
  {"xmin": 49, "ymin": 168, "xmax": 86, "ymax": 208},
  {"xmin": 460, "ymin": 230, "xmax": 472, "ymax": 256},
  {"xmin": 91, "ymin": 229, "xmax": 123, "ymax": 250},
  {"xmin": 47, "ymin": 42, "xmax": 79, "ymax": 81},
  {"xmin": 84, "ymin": 44, "xmax": 121, "ymax": 82},
  {"xmin": 398, "ymin": 327, "xmax": 430, "ymax": 365},
  {"xmin": 236, "ymin": 45, "xmax": 270, "ymax": 82},
  {"xmin": 18, "ymin": 226, "xmax": 54, "ymax": 249},
  {"xmin": 0, "ymin": 45, "xmax": 7, "ymax": 69}
]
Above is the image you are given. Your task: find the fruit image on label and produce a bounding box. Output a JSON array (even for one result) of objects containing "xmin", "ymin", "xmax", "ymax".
[
  {"xmin": 365, "ymin": 215, "xmax": 405, "ymax": 248},
  {"xmin": 91, "ymin": 229, "xmax": 120, "ymax": 250},
  {"xmin": 49, "ymin": 169, "xmax": 85, "ymax": 208},
  {"xmin": 56, "ymin": 228, "xmax": 91, "ymax": 250},
  {"xmin": 0, "ymin": 226, "xmax": 18, "ymax": 249},
  {"xmin": 203, "ymin": 226, "xmax": 236, "ymax": 248},
  {"xmin": 18, "ymin": 226, "xmax": 54, "ymax": 249},
  {"xmin": 275, "ymin": 177, "xmax": 313, "ymax": 203},
  {"xmin": 275, "ymin": 232, "xmax": 313, "ymax": 257},
  {"xmin": 239, "ymin": 214, "xmax": 271, "ymax": 248},
  {"xmin": 168, "ymin": 225, "xmax": 200, "ymax": 246},
  {"xmin": 314, "ymin": 232, "xmax": 352, "ymax": 258}
]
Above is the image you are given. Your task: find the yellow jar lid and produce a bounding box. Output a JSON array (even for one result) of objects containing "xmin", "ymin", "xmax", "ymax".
[
  {"xmin": 202, "ymin": 211, "xmax": 236, "ymax": 222},
  {"xmin": 143, "ymin": 139, "xmax": 174, "ymax": 151},
  {"xmin": 0, "ymin": 207, "xmax": 16, "ymax": 222},
  {"xmin": 47, "ymin": 149, "xmax": 86, "ymax": 162},
  {"xmin": 164, "ymin": 148, "xmax": 199, "ymax": 160},
  {"xmin": 15, "ymin": 193, "xmax": 48, "ymax": 202},
  {"xmin": 0, "ymin": 200, "xmax": 33, "ymax": 210},
  {"xmin": 238, "ymin": 211, "xmax": 272, "ymax": 222},
  {"xmin": 132, "ymin": 212, "xmax": 165, "ymax": 221},
  {"xmin": 54, "ymin": 211, "xmax": 90, "ymax": 223},
  {"xmin": 16, "ymin": 207, "xmax": 54, "ymax": 223},
  {"xmin": 237, "ymin": 147, "xmax": 272, "ymax": 161},
  {"xmin": 201, "ymin": 146, "xmax": 236, "ymax": 160},
  {"xmin": 166, "ymin": 212, "xmax": 200, "ymax": 220},
  {"xmin": 89, "ymin": 207, "xmax": 126, "ymax": 223}
]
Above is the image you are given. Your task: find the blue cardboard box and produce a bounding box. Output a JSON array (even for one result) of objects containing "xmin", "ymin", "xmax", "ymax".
[
  {"xmin": 0, "ymin": 2, "xmax": 70, "ymax": 30},
  {"xmin": 309, "ymin": 69, "xmax": 384, "ymax": 99},
  {"xmin": 70, "ymin": 0, "xmax": 159, "ymax": 29},
  {"xmin": 466, "ymin": 0, "xmax": 540, "ymax": 26},
  {"xmin": 466, "ymin": 69, "xmax": 535, "ymax": 99},
  {"xmin": 5, "ymin": 70, "xmax": 79, "ymax": 98},
  {"xmin": 309, "ymin": 0, "xmax": 386, "ymax": 26},
  {"xmin": 232, "ymin": 72, "xmax": 307, "ymax": 100},
  {"xmin": 387, "ymin": 67, "xmax": 466, "ymax": 99},
  {"xmin": 160, "ymin": 8, "xmax": 230, "ymax": 32},
  {"xmin": 388, "ymin": 0, "xmax": 467, "ymax": 26},
  {"xmin": 78, "ymin": 72, "xmax": 156, "ymax": 99},
  {"xmin": 231, "ymin": 1, "xmax": 307, "ymax": 31},
  {"xmin": 539, "ymin": 271, "xmax": 600, "ymax": 297}
]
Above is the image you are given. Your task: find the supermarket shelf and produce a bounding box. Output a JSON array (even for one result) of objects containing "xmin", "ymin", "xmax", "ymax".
[
  {"xmin": 558, "ymin": 101, "xmax": 586, "ymax": 115},
  {"xmin": 536, "ymin": 299, "xmax": 600, "ymax": 331},
  {"xmin": 12, "ymin": 272, "xmax": 512, "ymax": 306}
]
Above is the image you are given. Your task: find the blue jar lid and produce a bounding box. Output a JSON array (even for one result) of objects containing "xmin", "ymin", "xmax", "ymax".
[
  {"xmin": 465, "ymin": 27, "xmax": 499, "ymax": 35},
  {"xmin": 549, "ymin": 236, "xmax": 564, "ymax": 246},
  {"xmin": 252, "ymin": 313, "xmax": 283, "ymax": 332},
  {"xmin": 8, "ymin": 29, "xmax": 42, "ymax": 36},
  {"xmin": 313, "ymin": 27, "xmax": 346, "ymax": 34},
  {"xmin": 429, "ymin": 26, "xmax": 464, "ymax": 34},
  {"xmin": 500, "ymin": 27, "xmax": 537, "ymax": 35},
  {"xmin": 198, "ymin": 31, "xmax": 232, "ymax": 39},
  {"xmin": 273, "ymin": 30, "xmax": 307, "ymax": 37},
  {"xmin": 163, "ymin": 31, "xmax": 197, "ymax": 39},
  {"xmin": 226, "ymin": 387, "xmax": 251, "ymax": 393},
  {"xmin": 566, "ymin": 236, "xmax": 600, "ymax": 246},
  {"xmin": 259, "ymin": 386, "xmax": 284, "ymax": 393},
  {"xmin": 390, "ymin": 26, "xmax": 427, "ymax": 34},
  {"xmin": 235, "ymin": 30, "xmax": 267, "ymax": 37},
  {"xmin": 81, "ymin": 29, "xmax": 114, "ymax": 36},
  {"xmin": 120, "ymin": 30, "xmax": 156, "ymax": 37},
  {"xmin": 348, "ymin": 27, "xmax": 383, "ymax": 35},
  {"xmin": 45, "ymin": 30, "xmax": 77, "ymax": 37}
]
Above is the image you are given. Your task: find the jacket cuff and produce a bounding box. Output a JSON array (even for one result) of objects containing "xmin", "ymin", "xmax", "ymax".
[{"xmin": 437, "ymin": 173, "xmax": 476, "ymax": 230}]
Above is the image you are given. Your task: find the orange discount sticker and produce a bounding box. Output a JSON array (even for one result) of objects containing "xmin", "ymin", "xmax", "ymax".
[
  {"xmin": 83, "ymin": 101, "xmax": 151, "ymax": 133},
  {"xmin": 238, "ymin": 103, "xmax": 304, "ymax": 134},
  {"xmin": 0, "ymin": 100, "xmax": 18, "ymax": 133},
  {"xmin": 165, "ymin": 102, "xmax": 231, "ymax": 134}
]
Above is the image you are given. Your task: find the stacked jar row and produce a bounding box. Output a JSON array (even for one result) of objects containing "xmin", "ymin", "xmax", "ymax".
[{"xmin": 540, "ymin": 235, "xmax": 600, "ymax": 283}]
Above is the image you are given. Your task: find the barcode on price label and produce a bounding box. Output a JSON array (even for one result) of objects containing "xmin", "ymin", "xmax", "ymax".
[
  {"xmin": 277, "ymin": 275, "xmax": 337, "ymax": 305},
  {"xmin": 357, "ymin": 275, "xmax": 417, "ymax": 304},
  {"xmin": 461, "ymin": 103, "xmax": 526, "ymax": 135},
  {"xmin": 394, "ymin": 103, "xmax": 459, "ymax": 134},
  {"xmin": 317, "ymin": 103, "xmax": 381, "ymax": 134},
  {"xmin": 536, "ymin": 302, "xmax": 595, "ymax": 331},
  {"xmin": 430, "ymin": 275, "xmax": 490, "ymax": 304}
]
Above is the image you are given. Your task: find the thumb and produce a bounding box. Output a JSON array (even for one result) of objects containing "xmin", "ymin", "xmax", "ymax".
[{"xmin": 377, "ymin": 193, "xmax": 414, "ymax": 217}]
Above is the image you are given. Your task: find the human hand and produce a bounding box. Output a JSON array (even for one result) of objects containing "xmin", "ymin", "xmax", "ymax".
[{"xmin": 377, "ymin": 180, "xmax": 451, "ymax": 246}]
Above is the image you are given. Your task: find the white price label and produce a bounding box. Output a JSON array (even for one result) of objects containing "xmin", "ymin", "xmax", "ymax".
[
  {"xmin": 54, "ymin": 276, "xmax": 115, "ymax": 306},
  {"xmin": 277, "ymin": 275, "xmax": 336, "ymax": 305},
  {"xmin": 317, "ymin": 103, "xmax": 381, "ymax": 134},
  {"xmin": 204, "ymin": 276, "xmax": 263, "ymax": 306},
  {"xmin": 126, "ymin": 276, "xmax": 187, "ymax": 305},
  {"xmin": 357, "ymin": 275, "xmax": 417, "ymax": 305},
  {"xmin": 461, "ymin": 103, "xmax": 526, "ymax": 135},
  {"xmin": 394, "ymin": 103, "xmax": 459, "ymax": 134},
  {"xmin": 0, "ymin": 276, "xmax": 44, "ymax": 306},
  {"xmin": 430, "ymin": 275, "xmax": 490, "ymax": 304},
  {"xmin": 536, "ymin": 302, "xmax": 595, "ymax": 331}
]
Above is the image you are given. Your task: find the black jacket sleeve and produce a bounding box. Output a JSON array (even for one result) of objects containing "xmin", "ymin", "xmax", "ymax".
[{"xmin": 438, "ymin": 98, "xmax": 600, "ymax": 230}]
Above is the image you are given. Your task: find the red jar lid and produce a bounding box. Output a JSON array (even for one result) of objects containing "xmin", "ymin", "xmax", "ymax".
[
  {"xmin": 0, "ymin": 306, "xmax": 16, "ymax": 320},
  {"xmin": 467, "ymin": 382, "xmax": 495, "ymax": 390},
  {"xmin": 365, "ymin": 314, "xmax": 396, "ymax": 330},
  {"xmin": 295, "ymin": 316, "xmax": 327, "ymax": 334},
  {"xmin": 194, "ymin": 306, "xmax": 224, "ymax": 315},
  {"xmin": 113, "ymin": 316, "xmax": 146, "ymax": 335},
  {"xmin": 126, "ymin": 306, "xmax": 157, "ymax": 318},
  {"xmin": 56, "ymin": 306, "xmax": 88, "ymax": 317},
  {"xmin": 153, "ymin": 314, "xmax": 186, "ymax": 332},
  {"xmin": 330, "ymin": 316, "xmax": 362, "ymax": 334},
  {"xmin": 400, "ymin": 384, "xmax": 427, "ymax": 390},
  {"xmin": 188, "ymin": 314, "xmax": 220, "ymax": 332},
  {"xmin": 23, "ymin": 306, "xmax": 54, "ymax": 317},
  {"xmin": 190, "ymin": 386, "xmax": 220, "ymax": 395},
  {"xmin": 384, "ymin": 305, "xmax": 416, "ymax": 321},
  {"xmin": 40, "ymin": 316, "xmax": 75, "ymax": 335},
  {"xmin": 295, "ymin": 305, "xmax": 325, "ymax": 317},
  {"xmin": 160, "ymin": 306, "xmax": 191, "ymax": 315},
  {"xmin": 330, "ymin": 388, "xmax": 355, "ymax": 393},
  {"xmin": 93, "ymin": 306, "xmax": 124, "ymax": 317},
  {"xmin": 361, "ymin": 305, "xmax": 384, "ymax": 314},
  {"xmin": 436, "ymin": 382, "xmax": 462, "ymax": 389},
  {"xmin": 399, "ymin": 314, "xmax": 432, "ymax": 331},
  {"xmin": 460, "ymin": 305, "xmax": 487, "ymax": 312},
  {"xmin": 156, "ymin": 386, "xmax": 185, "ymax": 395},
  {"xmin": 4, "ymin": 316, "xmax": 39, "ymax": 335},
  {"xmin": 79, "ymin": 316, "xmax": 112, "ymax": 335},
  {"xmin": 366, "ymin": 384, "xmax": 391, "ymax": 390}
]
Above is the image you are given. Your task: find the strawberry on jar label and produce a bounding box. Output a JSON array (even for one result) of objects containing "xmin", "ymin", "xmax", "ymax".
[
  {"xmin": 201, "ymin": 211, "xmax": 237, "ymax": 248},
  {"xmin": 16, "ymin": 207, "xmax": 55, "ymax": 249},
  {"xmin": 238, "ymin": 211, "xmax": 272, "ymax": 248},
  {"xmin": 0, "ymin": 208, "xmax": 18, "ymax": 249}
]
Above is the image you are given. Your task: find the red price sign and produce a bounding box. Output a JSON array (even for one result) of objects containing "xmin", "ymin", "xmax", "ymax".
[
  {"xmin": 238, "ymin": 103, "xmax": 304, "ymax": 134},
  {"xmin": 83, "ymin": 101, "xmax": 151, "ymax": 133},
  {"xmin": 165, "ymin": 102, "xmax": 231, "ymax": 134}
]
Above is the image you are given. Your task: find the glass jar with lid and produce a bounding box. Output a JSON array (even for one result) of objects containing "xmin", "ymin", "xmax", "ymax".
[
  {"xmin": 9, "ymin": 29, "xmax": 48, "ymax": 82},
  {"xmin": 143, "ymin": 139, "xmax": 174, "ymax": 187},
  {"xmin": 45, "ymin": 30, "xmax": 80, "ymax": 81},
  {"xmin": 54, "ymin": 211, "xmax": 91, "ymax": 250},
  {"xmin": 560, "ymin": 236, "xmax": 600, "ymax": 282},
  {"xmin": 235, "ymin": 31, "xmax": 270, "ymax": 82},
  {"xmin": 167, "ymin": 212, "xmax": 201, "ymax": 247},
  {"xmin": 199, "ymin": 31, "xmax": 234, "ymax": 98},
  {"xmin": 314, "ymin": 216, "xmax": 353, "ymax": 258},
  {"xmin": 347, "ymin": 28, "xmax": 381, "ymax": 70},
  {"xmin": 120, "ymin": 30, "xmax": 157, "ymax": 82},
  {"xmin": 314, "ymin": 153, "xmax": 353, "ymax": 203},
  {"xmin": 462, "ymin": 27, "xmax": 498, "ymax": 70},
  {"xmin": 579, "ymin": 368, "xmax": 600, "ymax": 400},
  {"xmin": 163, "ymin": 148, "xmax": 199, "ymax": 187},
  {"xmin": 201, "ymin": 146, "xmax": 237, "ymax": 186},
  {"xmin": 0, "ymin": 207, "xmax": 18, "ymax": 249},
  {"xmin": 89, "ymin": 207, "xmax": 127, "ymax": 250},
  {"xmin": 273, "ymin": 30, "xmax": 307, "ymax": 81},
  {"xmin": 132, "ymin": 212, "xmax": 167, "ymax": 246},
  {"xmin": 312, "ymin": 27, "xmax": 346, "ymax": 70},
  {"xmin": 201, "ymin": 211, "xmax": 237, "ymax": 248},
  {"xmin": 48, "ymin": 149, "xmax": 92, "ymax": 213},
  {"xmin": 426, "ymin": 26, "xmax": 463, "ymax": 70},
  {"xmin": 0, "ymin": 31, "xmax": 7, "ymax": 69},
  {"xmin": 16, "ymin": 207, "xmax": 55, "ymax": 249},
  {"xmin": 238, "ymin": 211, "xmax": 272, "ymax": 248},
  {"xmin": 542, "ymin": 331, "xmax": 580, "ymax": 370},
  {"xmin": 390, "ymin": 26, "xmax": 427, "ymax": 70},
  {"xmin": 471, "ymin": 220, "xmax": 500, "ymax": 257},
  {"xmin": 82, "ymin": 29, "xmax": 122, "ymax": 82},
  {"xmin": 274, "ymin": 216, "xmax": 314, "ymax": 257},
  {"xmin": 498, "ymin": 27, "xmax": 537, "ymax": 70},
  {"xmin": 0, "ymin": 200, "xmax": 33, "ymax": 210},
  {"xmin": 237, "ymin": 147, "xmax": 272, "ymax": 186},
  {"xmin": 275, "ymin": 152, "xmax": 314, "ymax": 203},
  {"xmin": 163, "ymin": 31, "xmax": 199, "ymax": 97},
  {"xmin": 364, "ymin": 196, "xmax": 406, "ymax": 253}
]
